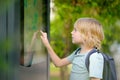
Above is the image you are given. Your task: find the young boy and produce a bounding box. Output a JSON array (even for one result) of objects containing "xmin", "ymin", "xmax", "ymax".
[{"xmin": 40, "ymin": 18, "xmax": 104, "ymax": 80}]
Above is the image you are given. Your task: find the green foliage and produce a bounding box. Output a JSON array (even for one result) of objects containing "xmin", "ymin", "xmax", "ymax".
[{"xmin": 51, "ymin": 0, "xmax": 120, "ymax": 57}]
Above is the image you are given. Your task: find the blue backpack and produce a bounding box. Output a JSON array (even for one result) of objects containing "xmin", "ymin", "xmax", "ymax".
[{"xmin": 75, "ymin": 48, "xmax": 117, "ymax": 80}]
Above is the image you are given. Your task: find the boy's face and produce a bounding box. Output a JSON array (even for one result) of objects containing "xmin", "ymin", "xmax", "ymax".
[{"xmin": 71, "ymin": 26, "xmax": 84, "ymax": 45}]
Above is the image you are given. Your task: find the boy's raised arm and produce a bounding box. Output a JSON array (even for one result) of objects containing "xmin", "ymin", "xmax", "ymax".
[{"xmin": 40, "ymin": 31, "xmax": 70, "ymax": 67}]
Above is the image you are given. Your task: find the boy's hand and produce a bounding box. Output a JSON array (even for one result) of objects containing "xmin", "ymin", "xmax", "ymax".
[{"xmin": 40, "ymin": 30, "xmax": 49, "ymax": 47}]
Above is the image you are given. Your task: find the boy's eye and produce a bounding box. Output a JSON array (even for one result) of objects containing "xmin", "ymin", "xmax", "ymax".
[{"xmin": 72, "ymin": 27, "xmax": 78, "ymax": 32}]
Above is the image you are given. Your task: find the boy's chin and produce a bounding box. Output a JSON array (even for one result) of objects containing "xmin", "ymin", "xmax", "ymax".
[
  {"xmin": 72, "ymin": 41, "xmax": 82, "ymax": 45},
  {"xmin": 72, "ymin": 41, "xmax": 77, "ymax": 44}
]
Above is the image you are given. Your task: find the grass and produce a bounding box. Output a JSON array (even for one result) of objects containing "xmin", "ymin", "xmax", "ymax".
[
  {"xmin": 50, "ymin": 63, "xmax": 60, "ymax": 80},
  {"xmin": 50, "ymin": 76, "xmax": 60, "ymax": 80},
  {"xmin": 50, "ymin": 63, "xmax": 72, "ymax": 80}
]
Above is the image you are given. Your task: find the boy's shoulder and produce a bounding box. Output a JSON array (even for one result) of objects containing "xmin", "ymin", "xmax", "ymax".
[
  {"xmin": 85, "ymin": 48, "xmax": 117, "ymax": 80},
  {"xmin": 89, "ymin": 52, "xmax": 103, "ymax": 60}
]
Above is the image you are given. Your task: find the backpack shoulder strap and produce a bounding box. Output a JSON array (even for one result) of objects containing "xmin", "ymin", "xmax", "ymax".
[
  {"xmin": 74, "ymin": 48, "xmax": 81, "ymax": 55},
  {"xmin": 85, "ymin": 48, "xmax": 99, "ymax": 71}
]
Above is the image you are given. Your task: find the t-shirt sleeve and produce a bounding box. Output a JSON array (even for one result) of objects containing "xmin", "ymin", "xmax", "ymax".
[
  {"xmin": 66, "ymin": 51, "xmax": 75, "ymax": 62},
  {"xmin": 89, "ymin": 52, "xmax": 104, "ymax": 79}
]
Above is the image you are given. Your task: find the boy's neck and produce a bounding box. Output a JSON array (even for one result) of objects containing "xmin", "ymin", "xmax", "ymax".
[{"xmin": 80, "ymin": 46, "xmax": 93, "ymax": 54}]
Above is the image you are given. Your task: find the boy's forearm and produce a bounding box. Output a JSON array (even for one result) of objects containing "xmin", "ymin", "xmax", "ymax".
[
  {"xmin": 46, "ymin": 44, "xmax": 61, "ymax": 67},
  {"xmin": 40, "ymin": 31, "xmax": 62, "ymax": 67}
]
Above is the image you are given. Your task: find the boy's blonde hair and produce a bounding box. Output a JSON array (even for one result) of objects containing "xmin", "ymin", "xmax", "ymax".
[{"xmin": 74, "ymin": 18, "xmax": 104, "ymax": 49}]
